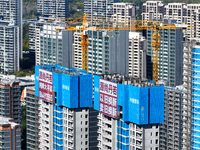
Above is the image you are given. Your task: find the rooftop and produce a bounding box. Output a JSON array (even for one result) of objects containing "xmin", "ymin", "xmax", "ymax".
[
  {"xmin": 100, "ymin": 74, "xmax": 159, "ymax": 87},
  {"xmin": 0, "ymin": 117, "xmax": 19, "ymax": 129},
  {"xmin": 38, "ymin": 65, "xmax": 88, "ymax": 76}
]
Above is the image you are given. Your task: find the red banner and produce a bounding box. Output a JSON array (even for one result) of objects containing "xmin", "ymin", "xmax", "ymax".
[
  {"xmin": 39, "ymin": 69, "xmax": 53, "ymax": 103},
  {"xmin": 99, "ymin": 79, "xmax": 118, "ymax": 119}
]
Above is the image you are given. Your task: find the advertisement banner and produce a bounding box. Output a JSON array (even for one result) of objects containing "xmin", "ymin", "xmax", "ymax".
[
  {"xmin": 99, "ymin": 79, "xmax": 118, "ymax": 119},
  {"xmin": 39, "ymin": 69, "xmax": 53, "ymax": 103}
]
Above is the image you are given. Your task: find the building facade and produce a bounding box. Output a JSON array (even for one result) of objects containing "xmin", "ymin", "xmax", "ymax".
[
  {"xmin": 182, "ymin": 40, "xmax": 200, "ymax": 150},
  {"xmin": 0, "ymin": 0, "xmax": 22, "ymax": 59},
  {"xmin": 35, "ymin": 65, "xmax": 97, "ymax": 149},
  {"xmin": 84, "ymin": 0, "xmax": 119, "ymax": 22},
  {"xmin": 159, "ymin": 86, "xmax": 183, "ymax": 150},
  {"xmin": 87, "ymin": 30, "xmax": 129, "ymax": 75},
  {"xmin": 26, "ymin": 87, "xmax": 39, "ymax": 150},
  {"xmin": 0, "ymin": 22, "xmax": 20, "ymax": 73},
  {"xmin": 37, "ymin": 0, "xmax": 69, "ymax": 19},
  {"xmin": 0, "ymin": 76, "xmax": 21, "ymax": 124},
  {"xmin": 142, "ymin": 1, "xmax": 165, "ymax": 21},
  {"xmin": 112, "ymin": 3, "xmax": 136, "ymax": 26},
  {"xmin": 128, "ymin": 32, "xmax": 146, "ymax": 78},
  {"xmin": 94, "ymin": 74, "xmax": 164, "ymax": 150},
  {"xmin": 73, "ymin": 30, "xmax": 82, "ymax": 69},
  {"xmin": 143, "ymin": 2, "xmax": 200, "ymax": 40},
  {"xmin": 185, "ymin": 4, "xmax": 200, "ymax": 40},
  {"xmin": 182, "ymin": 40, "xmax": 193, "ymax": 150},
  {"xmin": 29, "ymin": 20, "xmax": 45, "ymax": 66},
  {"xmin": 0, "ymin": 117, "xmax": 21, "ymax": 150},
  {"xmin": 164, "ymin": 3, "xmax": 187, "ymax": 24},
  {"xmin": 146, "ymin": 19, "xmax": 183, "ymax": 86},
  {"xmin": 40, "ymin": 24, "xmax": 73, "ymax": 67}
]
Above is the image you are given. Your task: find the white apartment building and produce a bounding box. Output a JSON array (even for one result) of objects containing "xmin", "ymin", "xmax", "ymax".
[
  {"xmin": 186, "ymin": 4, "xmax": 200, "ymax": 39},
  {"xmin": 73, "ymin": 30, "xmax": 146, "ymax": 78},
  {"xmin": 0, "ymin": 0, "xmax": 22, "ymax": 59},
  {"xmin": 95, "ymin": 75, "xmax": 163, "ymax": 150},
  {"xmin": 0, "ymin": 21, "xmax": 20, "ymax": 74},
  {"xmin": 128, "ymin": 32, "xmax": 146, "ymax": 78},
  {"xmin": 73, "ymin": 30, "xmax": 82, "ymax": 69},
  {"xmin": 29, "ymin": 20, "xmax": 44, "ymax": 65},
  {"xmin": 38, "ymin": 99, "xmax": 91, "ymax": 150},
  {"xmin": 164, "ymin": 3, "xmax": 187, "ymax": 24},
  {"xmin": 38, "ymin": 99, "xmax": 54, "ymax": 150},
  {"xmin": 0, "ymin": 117, "xmax": 21, "ymax": 150},
  {"xmin": 87, "ymin": 30, "xmax": 129, "ymax": 75},
  {"xmin": 164, "ymin": 3, "xmax": 200, "ymax": 40},
  {"xmin": 40, "ymin": 24, "xmax": 73, "ymax": 67},
  {"xmin": 97, "ymin": 113, "xmax": 160, "ymax": 150},
  {"xmin": 182, "ymin": 40, "xmax": 195, "ymax": 150},
  {"xmin": 112, "ymin": 3, "xmax": 136, "ymax": 26},
  {"xmin": 142, "ymin": 1, "xmax": 165, "ymax": 21},
  {"xmin": 160, "ymin": 86, "xmax": 183, "ymax": 150},
  {"xmin": 37, "ymin": 0, "xmax": 69, "ymax": 19},
  {"xmin": 84, "ymin": 0, "xmax": 119, "ymax": 22}
]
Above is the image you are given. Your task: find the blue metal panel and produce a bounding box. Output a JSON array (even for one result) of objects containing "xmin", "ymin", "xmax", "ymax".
[
  {"xmin": 192, "ymin": 130, "xmax": 200, "ymax": 137},
  {"xmin": 192, "ymin": 124, "xmax": 200, "ymax": 131},
  {"xmin": 192, "ymin": 60, "xmax": 200, "ymax": 65},
  {"xmin": 117, "ymin": 83, "xmax": 125, "ymax": 106},
  {"xmin": 125, "ymin": 85, "xmax": 138, "ymax": 123},
  {"xmin": 61, "ymin": 74, "xmax": 79, "ymax": 108},
  {"xmin": 36, "ymin": 65, "xmax": 93, "ymax": 109},
  {"xmin": 127, "ymin": 86, "xmax": 149, "ymax": 125},
  {"xmin": 193, "ymin": 118, "xmax": 200, "ymax": 125},
  {"xmin": 122, "ymin": 85, "xmax": 129, "ymax": 122},
  {"xmin": 35, "ymin": 66, "xmax": 39, "ymax": 97},
  {"xmin": 192, "ymin": 77, "xmax": 200, "ymax": 83},
  {"xmin": 53, "ymin": 72, "xmax": 62, "ymax": 105},
  {"xmin": 192, "ymin": 136, "xmax": 200, "ymax": 143},
  {"xmin": 192, "ymin": 65, "xmax": 200, "ymax": 71},
  {"xmin": 192, "ymin": 71, "xmax": 200, "ymax": 77},
  {"xmin": 192, "ymin": 54, "xmax": 200, "ymax": 59},
  {"xmin": 79, "ymin": 74, "xmax": 93, "ymax": 107},
  {"xmin": 149, "ymin": 86, "xmax": 164, "ymax": 124},
  {"xmin": 193, "ymin": 89, "xmax": 200, "ymax": 96},
  {"xmin": 70, "ymin": 75, "xmax": 79, "ymax": 108},
  {"xmin": 193, "ymin": 101, "xmax": 200, "ymax": 107},
  {"xmin": 94, "ymin": 75, "xmax": 102, "ymax": 111},
  {"xmin": 192, "ymin": 48, "xmax": 200, "ymax": 53},
  {"xmin": 139, "ymin": 87, "xmax": 149, "ymax": 124}
]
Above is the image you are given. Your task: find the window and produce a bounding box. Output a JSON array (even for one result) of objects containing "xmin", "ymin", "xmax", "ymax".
[
  {"xmin": 156, "ymin": 132, "xmax": 158, "ymax": 136},
  {"xmin": 156, "ymin": 140, "xmax": 158, "ymax": 144}
]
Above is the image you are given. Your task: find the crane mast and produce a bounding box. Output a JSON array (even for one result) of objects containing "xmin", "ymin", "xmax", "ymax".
[
  {"xmin": 80, "ymin": 15, "xmax": 89, "ymax": 71},
  {"xmin": 151, "ymin": 25, "xmax": 161, "ymax": 84}
]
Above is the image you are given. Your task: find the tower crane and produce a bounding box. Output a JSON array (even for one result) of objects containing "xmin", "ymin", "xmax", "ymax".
[{"xmin": 64, "ymin": 14, "xmax": 191, "ymax": 83}]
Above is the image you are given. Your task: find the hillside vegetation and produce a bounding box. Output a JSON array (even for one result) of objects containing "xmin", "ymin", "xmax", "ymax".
[{"xmin": 23, "ymin": 0, "xmax": 37, "ymax": 19}]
